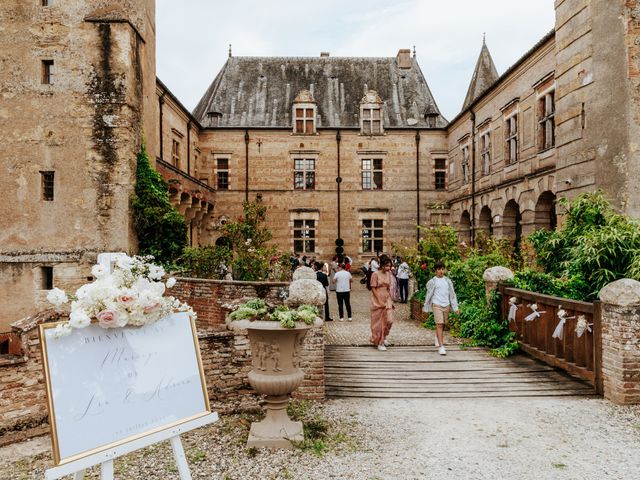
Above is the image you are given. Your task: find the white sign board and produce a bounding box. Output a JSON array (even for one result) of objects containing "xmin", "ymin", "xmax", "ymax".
[{"xmin": 40, "ymin": 313, "xmax": 211, "ymax": 465}]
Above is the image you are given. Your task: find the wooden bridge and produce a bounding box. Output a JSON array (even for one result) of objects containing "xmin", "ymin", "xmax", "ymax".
[{"xmin": 325, "ymin": 345, "xmax": 595, "ymax": 399}]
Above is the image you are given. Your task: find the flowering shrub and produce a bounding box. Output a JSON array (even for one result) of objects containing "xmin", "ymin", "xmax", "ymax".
[
  {"xmin": 228, "ymin": 299, "xmax": 318, "ymax": 328},
  {"xmin": 47, "ymin": 254, "xmax": 195, "ymax": 337},
  {"xmin": 178, "ymin": 200, "xmax": 292, "ymax": 282}
]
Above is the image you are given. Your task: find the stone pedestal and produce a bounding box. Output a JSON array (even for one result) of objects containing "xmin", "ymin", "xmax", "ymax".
[
  {"xmin": 482, "ymin": 266, "xmax": 514, "ymax": 302},
  {"xmin": 599, "ymin": 279, "xmax": 640, "ymax": 405},
  {"xmin": 227, "ymin": 318, "xmax": 323, "ymax": 448}
]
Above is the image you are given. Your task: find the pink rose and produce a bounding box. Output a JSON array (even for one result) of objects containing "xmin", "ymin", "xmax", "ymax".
[
  {"xmin": 143, "ymin": 302, "xmax": 160, "ymax": 314},
  {"xmin": 97, "ymin": 309, "xmax": 120, "ymax": 328},
  {"xmin": 117, "ymin": 294, "xmax": 135, "ymax": 305}
]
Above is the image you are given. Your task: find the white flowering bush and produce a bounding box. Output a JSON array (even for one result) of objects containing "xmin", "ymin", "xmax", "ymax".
[{"xmin": 47, "ymin": 255, "xmax": 195, "ymax": 337}]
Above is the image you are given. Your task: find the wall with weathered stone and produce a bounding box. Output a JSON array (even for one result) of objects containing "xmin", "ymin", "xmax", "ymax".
[
  {"xmin": 0, "ymin": 1, "xmax": 157, "ymax": 331},
  {"xmin": 446, "ymin": 33, "xmax": 558, "ymax": 241},
  {"xmin": 197, "ymin": 128, "xmax": 449, "ymax": 264}
]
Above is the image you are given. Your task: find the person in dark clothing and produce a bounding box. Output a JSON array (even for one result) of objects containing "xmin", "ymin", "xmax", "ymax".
[{"xmin": 313, "ymin": 261, "xmax": 332, "ymax": 321}]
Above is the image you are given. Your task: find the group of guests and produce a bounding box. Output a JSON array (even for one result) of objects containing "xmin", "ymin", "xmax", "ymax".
[{"xmin": 308, "ymin": 255, "xmax": 459, "ymax": 356}]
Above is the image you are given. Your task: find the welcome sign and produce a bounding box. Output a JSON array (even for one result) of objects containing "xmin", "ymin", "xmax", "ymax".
[{"xmin": 40, "ymin": 312, "xmax": 210, "ymax": 465}]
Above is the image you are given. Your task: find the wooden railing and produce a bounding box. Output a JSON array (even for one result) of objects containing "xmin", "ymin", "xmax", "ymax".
[{"xmin": 499, "ymin": 285, "xmax": 603, "ymax": 394}]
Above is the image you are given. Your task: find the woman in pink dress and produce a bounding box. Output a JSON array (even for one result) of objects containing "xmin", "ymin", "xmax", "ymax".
[{"xmin": 370, "ymin": 257, "xmax": 394, "ymax": 351}]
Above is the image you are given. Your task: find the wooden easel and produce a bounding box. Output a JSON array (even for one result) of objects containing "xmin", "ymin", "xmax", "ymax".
[{"xmin": 45, "ymin": 413, "xmax": 218, "ymax": 480}]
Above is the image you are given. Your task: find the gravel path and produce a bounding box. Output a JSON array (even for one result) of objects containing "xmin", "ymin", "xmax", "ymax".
[
  {"xmin": 3, "ymin": 279, "xmax": 639, "ymax": 478},
  {"xmin": 2, "ymin": 398, "xmax": 639, "ymax": 479}
]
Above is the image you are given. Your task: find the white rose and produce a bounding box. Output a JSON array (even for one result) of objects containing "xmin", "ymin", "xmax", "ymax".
[
  {"xmin": 91, "ymin": 264, "xmax": 107, "ymax": 279},
  {"xmin": 148, "ymin": 264, "xmax": 165, "ymax": 280},
  {"xmin": 69, "ymin": 308, "xmax": 91, "ymax": 328},
  {"xmin": 52, "ymin": 323, "xmax": 73, "ymax": 338},
  {"xmin": 166, "ymin": 277, "xmax": 176, "ymax": 288},
  {"xmin": 115, "ymin": 255, "xmax": 135, "ymax": 271},
  {"xmin": 47, "ymin": 288, "xmax": 68, "ymax": 307}
]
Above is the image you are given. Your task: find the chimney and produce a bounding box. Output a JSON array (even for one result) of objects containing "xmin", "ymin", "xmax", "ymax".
[
  {"xmin": 320, "ymin": 52, "xmax": 330, "ymax": 58},
  {"xmin": 396, "ymin": 49, "xmax": 412, "ymax": 69}
]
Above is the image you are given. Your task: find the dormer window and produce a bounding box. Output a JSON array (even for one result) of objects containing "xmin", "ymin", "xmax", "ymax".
[
  {"xmin": 292, "ymin": 90, "xmax": 316, "ymax": 134},
  {"xmin": 360, "ymin": 90, "xmax": 383, "ymax": 135}
]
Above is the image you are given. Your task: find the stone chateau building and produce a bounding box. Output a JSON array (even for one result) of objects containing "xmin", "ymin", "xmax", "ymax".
[{"xmin": 2, "ymin": 0, "xmax": 640, "ymax": 331}]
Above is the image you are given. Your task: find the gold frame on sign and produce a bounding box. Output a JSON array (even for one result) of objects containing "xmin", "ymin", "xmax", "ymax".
[{"xmin": 39, "ymin": 314, "xmax": 211, "ymax": 466}]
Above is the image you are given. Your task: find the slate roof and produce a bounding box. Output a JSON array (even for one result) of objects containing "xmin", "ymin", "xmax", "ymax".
[
  {"xmin": 193, "ymin": 54, "xmax": 447, "ymax": 128},
  {"xmin": 461, "ymin": 40, "xmax": 499, "ymax": 111}
]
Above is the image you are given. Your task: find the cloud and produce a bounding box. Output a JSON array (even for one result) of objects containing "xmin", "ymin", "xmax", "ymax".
[{"xmin": 156, "ymin": 0, "xmax": 555, "ymax": 119}]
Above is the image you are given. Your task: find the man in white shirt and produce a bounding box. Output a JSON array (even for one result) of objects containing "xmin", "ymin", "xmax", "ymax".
[
  {"xmin": 396, "ymin": 258, "xmax": 411, "ymax": 303},
  {"xmin": 331, "ymin": 263, "xmax": 353, "ymax": 322}
]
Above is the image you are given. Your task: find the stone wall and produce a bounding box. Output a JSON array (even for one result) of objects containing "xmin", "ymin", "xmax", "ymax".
[
  {"xmin": 171, "ymin": 277, "xmax": 289, "ymax": 329},
  {"xmin": 0, "ymin": 278, "xmax": 326, "ymax": 445},
  {"xmin": 599, "ymin": 279, "xmax": 640, "ymax": 405},
  {"xmin": 0, "ymin": 310, "xmax": 65, "ymax": 447}
]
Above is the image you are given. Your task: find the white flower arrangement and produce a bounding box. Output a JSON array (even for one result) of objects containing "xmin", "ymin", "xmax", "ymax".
[{"xmin": 47, "ymin": 254, "xmax": 195, "ymax": 337}]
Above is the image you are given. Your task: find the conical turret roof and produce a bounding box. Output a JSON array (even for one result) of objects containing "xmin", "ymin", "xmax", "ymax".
[{"xmin": 461, "ymin": 38, "xmax": 499, "ymax": 110}]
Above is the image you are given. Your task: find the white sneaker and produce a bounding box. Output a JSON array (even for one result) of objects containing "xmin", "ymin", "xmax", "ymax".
[
  {"xmin": 347, "ymin": 317, "xmax": 353, "ymax": 322},
  {"xmin": 383, "ymin": 339, "xmax": 390, "ymax": 347},
  {"xmin": 377, "ymin": 345, "xmax": 387, "ymax": 351},
  {"xmin": 434, "ymin": 337, "xmax": 440, "ymax": 347},
  {"xmin": 338, "ymin": 318, "xmax": 344, "ymax": 322},
  {"xmin": 438, "ymin": 346, "xmax": 446, "ymax": 355}
]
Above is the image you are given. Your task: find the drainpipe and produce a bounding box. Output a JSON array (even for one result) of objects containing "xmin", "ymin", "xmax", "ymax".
[
  {"xmin": 470, "ymin": 110, "xmax": 477, "ymax": 247},
  {"xmin": 186, "ymin": 120, "xmax": 192, "ymax": 175},
  {"xmin": 415, "ymin": 130, "xmax": 421, "ymax": 242},
  {"xmin": 159, "ymin": 92, "xmax": 166, "ymax": 160},
  {"xmin": 244, "ymin": 129, "xmax": 250, "ymax": 202},
  {"xmin": 336, "ymin": 130, "xmax": 342, "ymax": 241}
]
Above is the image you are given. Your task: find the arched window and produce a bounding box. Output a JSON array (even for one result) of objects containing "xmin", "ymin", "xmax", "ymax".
[{"xmin": 292, "ymin": 90, "xmax": 317, "ymax": 134}]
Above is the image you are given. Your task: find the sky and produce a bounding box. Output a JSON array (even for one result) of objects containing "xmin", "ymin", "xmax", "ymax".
[{"xmin": 156, "ymin": 0, "xmax": 555, "ymax": 121}]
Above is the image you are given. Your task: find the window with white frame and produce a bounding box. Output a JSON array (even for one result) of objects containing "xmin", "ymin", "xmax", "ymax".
[
  {"xmin": 294, "ymin": 158, "xmax": 315, "ymax": 190},
  {"xmin": 538, "ymin": 90, "xmax": 555, "ymax": 151},
  {"xmin": 362, "ymin": 158, "xmax": 383, "ymax": 190},
  {"xmin": 461, "ymin": 145, "xmax": 470, "ymax": 184},
  {"xmin": 362, "ymin": 219, "xmax": 384, "ymax": 253},
  {"xmin": 293, "ymin": 219, "xmax": 316, "ymax": 253},
  {"xmin": 41, "ymin": 60, "xmax": 54, "ymax": 84},
  {"xmin": 480, "ymin": 130, "xmax": 491, "ymax": 176},
  {"xmin": 505, "ymin": 114, "xmax": 518, "ymax": 165}
]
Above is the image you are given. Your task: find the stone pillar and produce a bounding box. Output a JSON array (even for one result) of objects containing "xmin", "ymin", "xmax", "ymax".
[
  {"xmin": 599, "ymin": 279, "xmax": 640, "ymax": 405},
  {"xmin": 482, "ymin": 266, "xmax": 514, "ymax": 302},
  {"xmin": 520, "ymin": 209, "xmax": 536, "ymax": 237}
]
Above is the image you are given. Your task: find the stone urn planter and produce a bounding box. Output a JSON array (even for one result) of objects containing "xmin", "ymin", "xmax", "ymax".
[
  {"xmin": 226, "ymin": 316, "xmax": 323, "ymax": 448},
  {"xmin": 226, "ymin": 268, "xmax": 327, "ymax": 448}
]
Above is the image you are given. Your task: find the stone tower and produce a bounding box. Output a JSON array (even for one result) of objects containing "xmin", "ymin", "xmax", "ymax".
[{"xmin": 0, "ymin": 1, "xmax": 157, "ymax": 329}]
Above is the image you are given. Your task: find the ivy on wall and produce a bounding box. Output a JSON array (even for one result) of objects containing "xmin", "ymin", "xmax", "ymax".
[{"xmin": 131, "ymin": 143, "xmax": 187, "ymax": 265}]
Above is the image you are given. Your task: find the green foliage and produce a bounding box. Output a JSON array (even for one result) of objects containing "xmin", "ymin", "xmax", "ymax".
[
  {"xmin": 512, "ymin": 269, "xmax": 589, "ymax": 301},
  {"xmin": 448, "ymin": 251, "xmax": 509, "ymax": 304},
  {"xmin": 177, "ymin": 199, "xmax": 292, "ymax": 282},
  {"xmin": 454, "ymin": 291, "xmax": 519, "ymax": 358},
  {"xmin": 526, "ymin": 190, "xmax": 640, "ymax": 300},
  {"xmin": 394, "ymin": 225, "xmax": 461, "ymax": 290},
  {"xmin": 229, "ymin": 299, "xmax": 317, "ymax": 328},
  {"xmin": 131, "ymin": 143, "xmax": 187, "ymax": 264},
  {"xmin": 179, "ymin": 245, "xmax": 232, "ymax": 279}
]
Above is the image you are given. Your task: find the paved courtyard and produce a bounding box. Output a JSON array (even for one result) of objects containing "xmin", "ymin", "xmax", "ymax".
[{"xmin": 324, "ymin": 277, "xmax": 463, "ymax": 346}]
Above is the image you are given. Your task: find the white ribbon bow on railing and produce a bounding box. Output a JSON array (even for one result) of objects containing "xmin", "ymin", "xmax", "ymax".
[
  {"xmin": 575, "ymin": 314, "xmax": 592, "ymax": 338},
  {"xmin": 552, "ymin": 307, "xmax": 576, "ymax": 340},
  {"xmin": 524, "ymin": 303, "xmax": 546, "ymax": 322},
  {"xmin": 508, "ymin": 297, "xmax": 521, "ymax": 322}
]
